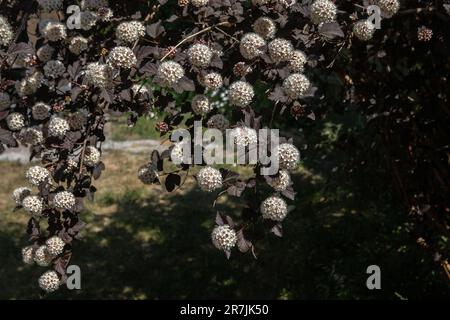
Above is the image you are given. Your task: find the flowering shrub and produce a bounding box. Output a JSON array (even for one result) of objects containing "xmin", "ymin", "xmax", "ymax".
[{"xmin": 0, "ymin": 0, "xmax": 447, "ymax": 293}]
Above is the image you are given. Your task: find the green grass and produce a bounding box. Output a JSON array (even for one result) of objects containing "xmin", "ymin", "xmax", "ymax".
[{"xmin": 109, "ymin": 115, "xmax": 160, "ymax": 141}]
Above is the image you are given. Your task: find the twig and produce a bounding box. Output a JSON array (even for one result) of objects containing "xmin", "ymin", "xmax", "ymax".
[{"xmin": 160, "ymin": 21, "xmax": 230, "ymax": 62}]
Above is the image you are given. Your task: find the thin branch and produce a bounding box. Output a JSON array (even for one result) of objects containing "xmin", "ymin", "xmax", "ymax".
[{"xmin": 160, "ymin": 21, "xmax": 230, "ymax": 62}]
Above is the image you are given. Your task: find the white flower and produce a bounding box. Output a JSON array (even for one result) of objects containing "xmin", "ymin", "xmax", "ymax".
[
  {"xmin": 69, "ymin": 36, "xmax": 89, "ymax": 55},
  {"xmin": 48, "ymin": 117, "xmax": 70, "ymax": 137},
  {"xmin": 228, "ymin": 81, "xmax": 254, "ymax": 107},
  {"xmin": 268, "ymin": 38, "xmax": 294, "ymax": 63},
  {"xmin": 353, "ymin": 20, "xmax": 375, "ymax": 41},
  {"xmin": 12, "ymin": 187, "xmax": 32, "ymax": 205},
  {"xmin": 282, "ymin": 73, "xmax": 310, "ymax": 100},
  {"xmin": 261, "ymin": 196, "xmax": 288, "ymax": 221},
  {"xmin": 231, "ymin": 126, "xmax": 258, "ymax": 147},
  {"xmin": 45, "ymin": 236, "xmax": 65, "ymax": 256},
  {"xmin": 15, "ymin": 72, "xmax": 44, "ymax": 97},
  {"xmin": 22, "ymin": 195, "xmax": 43, "ymax": 215},
  {"xmin": 97, "ymin": 7, "xmax": 114, "ymax": 21},
  {"xmin": 80, "ymin": 11, "xmax": 98, "ymax": 31},
  {"xmin": 0, "ymin": 15, "xmax": 14, "ymax": 47},
  {"xmin": 84, "ymin": 146, "xmax": 101, "ymax": 166},
  {"xmin": 199, "ymin": 72, "xmax": 223, "ymax": 90},
  {"xmin": 191, "ymin": 94, "xmax": 213, "ymax": 115},
  {"xmin": 26, "ymin": 166, "xmax": 50, "ymax": 186},
  {"xmin": 39, "ymin": 0, "xmax": 63, "ymax": 12},
  {"xmin": 170, "ymin": 142, "xmax": 190, "ymax": 165},
  {"xmin": 253, "ymin": 17, "xmax": 277, "ymax": 39},
  {"xmin": 197, "ymin": 166, "xmax": 222, "ymax": 192},
  {"xmin": 107, "ymin": 46, "xmax": 137, "ymax": 69},
  {"xmin": 240, "ymin": 33, "xmax": 266, "ymax": 60},
  {"xmin": 37, "ymin": 45, "xmax": 55, "ymax": 62},
  {"xmin": 19, "ymin": 127, "xmax": 44, "ymax": 146},
  {"xmin": 0, "ymin": 92, "xmax": 10, "ymax": 110},
  {"xmin": 191, "ymin": 0, "xmax": 209, "ymax": 7},
  {"xmin": 32, "ymin": 102, "xmax": 51, "ymax": 120},
  {"xmin": 157, "ymin": 61, "xmax": 185, "ymax": 87},
  {"xmin": 310, "ymin": 0, "xmax": 337, "ymax": 25},
  {"xmin": 275, "ymin": 143, "xmax": 300, "ymax": 170},
  {"xmin": 22, "ymin": 246, "xmax": 35, "ymax": 265},
  {"xmin": 288, "ymin": 50, "xmax": 307, "ymax": 73},
  {"xmin": 207, "ymin": 114, "xmax": 229, "ymax": 131},
  {"xmin": 38, "ymin": 270, "xmax": 60, "ymax": 292},
  {"xmin": 137, "ymin": 165, "xmax": 158, "ymax": 184},
  {"xmin": 211, "ymin": 225, "xmax": 237, "ymax": 251},
  {"xmin": 40, "ymin": 20, "xmax": 67, "ymax": 41},
  {"xmin": 268, "ymin": 170, "xmax": 291, "ymax": 191},
  {"xmin": 53, "ymin": 191, "xmax": 76, "ymax": 211},
  {"xmin": 377, "ymin": 0, "xmax": 400, "ymax": 18},
  {"xmin": 84, "ymin": 62, "xmax": 112, "ymax": 88},
  {"xmin": 34, "ymin": 245, "xmax": 53, "ymax": 266},
  {"xmin": 6, "ymin": 113, "xmax": 25, "ymax": 131},
  {"xmin": 116, "ymin": 21, "xmax": 145, "ymax": 43},
  {"xmin": 187, "ymin": 43, "xmax": 213, "ymax": 68},
  {"xmin": 44, "ymin": 60, "xmax": 65, "ymax": 78}
]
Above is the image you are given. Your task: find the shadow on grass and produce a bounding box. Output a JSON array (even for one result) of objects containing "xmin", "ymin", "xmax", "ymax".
[{"xmin": 1, "ymin": 166, "xmax": 448, "ymax": 300}]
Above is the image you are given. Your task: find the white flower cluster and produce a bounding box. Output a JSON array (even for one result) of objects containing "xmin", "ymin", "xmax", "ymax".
[
  {"xmin": 20, "ymin": 127, "xmax": 44, "ymax": 146},
  {"xmin": 197, "ymin": 166, "xmax": 222, "ymax": 192},
  {"xmin": 0, "ymin": 92, "xmax": 10, "ymax": 110},
  {"xmin": 53, "ymin": 191, "xmax": 76, "ymax": 211},
  {"xmin": 200, "ymin": 72, "xmax": 223, "ymax": 90},
  {"xmin": 39, "ymin": 0, "xmax": 63, "ymax": 12},
  {"xmin": 0, "ymin": 15, "xmax": 13, "ymax": 47},
  {"xmin": 187, "ymin": 43, "xmax": 213, "ymax": 68},
  {"xmin": 37, "ymin": 45, "xmax": 54, "ymax": 62},
  {"xmin": 282, "ymin": 73, "xmax": 310, "ymax": 100},
  {"xmin": 377, "ymin": 0, "xmax": 400, "ymax": 18},
  {"xmin": 32, "ymin": 102, "xmax": 51, "ymax": 120},
  {"xmin": 191, "ymin": 94, "xmax": 212, "ymax": 115},
  {"xmin": 84, "ymin": 62, "xmax": 112, "ymax": 88},
  {"xmin": 191, "ymin": 0, "xmax": 209, "ymax": 8},
  {"xmin": 44, "ymin": 60, "xmax": 65, "ymax": 78},
  {"xmin": 15, "ymin": 72, "xmax": 43, "ymax": 97},
  {"xmin": 170, "ymin": 142, "xmax": 189, "ymax": 164},
  {"xmin": 84, "ymin": 146, "xmax": 101, "ymax": 166},
  {"xmin": 253, "ymin": 17, "xmax": 277, "ymax": 39},
  {"xmin": 353, "ymin": 20, "xmax": 375, "ymax": 41},
  {"xmin": 22, "ymin": 246, "xmax": 35, "ymax": 265},
  {"xmin": 288, "ymin": 50, "xmax": 307, "ymax": 73},
  {"xmin": 231, "ymin": 126, "xmax": 258, "ymax": 147},
  {"xmin": 207, "ymin": 114, "xmax": 229, "ymax": 131},
  {"xmin": 107, "ymin": 46, "xmax": 137, "ymax": 69},
  {"xmin": 34, "ymin": 245, "xmax": 53, "ymax": 266},
  {"xmin": 240, "ymin": 33, "xmax": 266, "ymax": 60},
  {"xmin": 48, "ymin": 117, "xmax": 70, "ymax": 137},
  {"xmin": 310, "ymin": 0, "xmax": 337, "ymax": 25},
  {"xmin": 26, "ymin": 166, "xmax": 50, "ymax": 186},
  {"xmin": 38, "ymin": 270, "xmax": 60, "ymax": 293},
  {"xmin": 116, "ymin": 21, "xmax": 146, "ymax": 43},
  {"xmin": 6, "ymin": 113, "xmax": 25, "ymax": 131},
  {"xmin": 138, "ymin": 165, "xmax": 158, "ymax": 184},
  {"xmin": 211, "ymin": 225, "xmax": 237, "ymax": 251},
  {"xmin": 269, "ymin": 170, "xmax": 291, "ymax": 191},
  {"xmin": 69, "ymin": 36, "xmax": 89, "ymax": 55},
  {"xmin": 228, "ymin": 81, "xmax": 254, "ymax": 107},
  {"xmin": 80, "ymin": 11, "xmax": 98, "ymax": 31},
  {"xmin": 268, "ymin": 38, "xmax": 293, "ymax": 63},
  {"xmin": 22, "ymin": 195, "xmax": 43, "ymax": 215},
  {"xmin": 45, "ymin": 236, "xmax": 65, "ymax": 256},
  {"xmin": 40, "ymin": 20, "xmax": 67, "ymax": 41},
  {"xmin": 260, "ymin": 196, "xmax": 288, "ymax": 221},
  {"xmin": 276, "ymin": 143, "xmax": 300, "ymax": 170},
  {"xmin": 157, "ymin": 61, "xmax": 185, "ymax": 87},
  {"xmin": 12, "ymin": 187, "xmax": 32, "ymax": 205}
]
